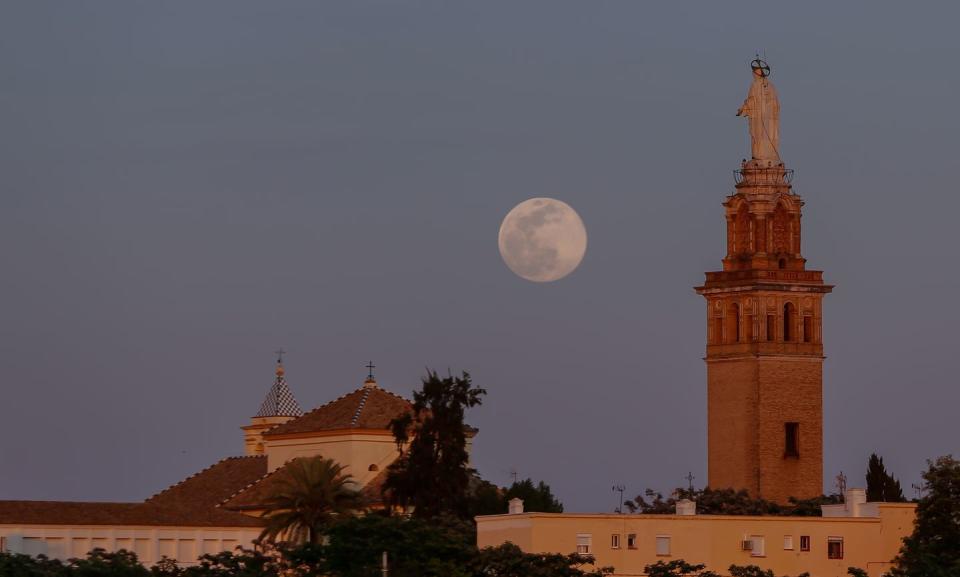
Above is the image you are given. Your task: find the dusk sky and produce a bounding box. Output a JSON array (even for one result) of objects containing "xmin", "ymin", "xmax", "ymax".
[{"xmin": 3, "ymin": 1, "xmax": 959, "ymax": 512}]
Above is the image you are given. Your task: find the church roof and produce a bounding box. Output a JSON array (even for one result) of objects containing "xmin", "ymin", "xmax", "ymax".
[
  {"xmin": 220, "ymin": 457, "xmax": 390, "ymax": 511},
  {"xmin": 263, "ymin": 380, "xmax": 412, "ymax": 437},
  {"xmin": 255, "ymin": 360, "xmax": 303, "ymax": 418},
  {"xmin": 145, "ymin": 455, "xmax": 268, "ymax": 519},
  {"xmin": 0, "ymin": 457, "xmax": 268, "ymax": 528}
]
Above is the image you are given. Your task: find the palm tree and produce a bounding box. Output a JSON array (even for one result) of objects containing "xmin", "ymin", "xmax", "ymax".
[{"xmin": 258, "ymin": 457, "xmax": 360, "ymax": 545}]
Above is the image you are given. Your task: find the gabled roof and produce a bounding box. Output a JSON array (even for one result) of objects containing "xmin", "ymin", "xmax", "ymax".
[
  {"xmin": 263, "ymin": 381, "xmax": 412, "ymax": 437},
  {"xmin": 220, "ymin": 457, "xmax": 389, "ymax": 512},
  {"xmin": 0, "ymin": 457, "xmax": 268, "ymax": 528}
]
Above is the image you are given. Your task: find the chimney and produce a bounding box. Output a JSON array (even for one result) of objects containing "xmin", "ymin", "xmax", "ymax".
[
  {"xmin": 675, "ymin": 499, "xmax": 697, "ymax": 516},
  {"xmin": 508, "ymin": 498, "xmax": 524, "ymax": 515},
  {"xmin": 846, "ymin": 488, "xmax": 867, "ymax": 517}
]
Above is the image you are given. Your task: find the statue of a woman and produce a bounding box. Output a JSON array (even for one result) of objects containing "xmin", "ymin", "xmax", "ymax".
[{"xmin": 737, "ymin": 60, "xmax": 781, "ymax": 163}]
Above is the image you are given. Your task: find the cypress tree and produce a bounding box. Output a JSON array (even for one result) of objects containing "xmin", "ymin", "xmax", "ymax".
[{"xmin": 865, "ymin": 453, "xmax": 906, "ymax": 502}]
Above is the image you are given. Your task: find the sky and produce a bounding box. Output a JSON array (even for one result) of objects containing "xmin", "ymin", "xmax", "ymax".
[{"xmin": 2, "ymin": 1, "xmax": 959, "ymax": 512}]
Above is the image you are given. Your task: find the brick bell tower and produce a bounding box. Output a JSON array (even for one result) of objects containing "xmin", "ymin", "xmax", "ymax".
[{"xmin": 695, "ymin": 59, "xmax": 832, "ymax": 503}]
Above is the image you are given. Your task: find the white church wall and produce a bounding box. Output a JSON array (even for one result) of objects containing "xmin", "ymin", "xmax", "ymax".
[{"xmin": 0, "ymin": 525, "xmax": 260, "ymax": 566}]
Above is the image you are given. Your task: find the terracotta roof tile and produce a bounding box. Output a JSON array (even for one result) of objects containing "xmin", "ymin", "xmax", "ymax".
[
  {"xmin": 221, "ymin": 458, "xmax": 388, "ymax": 512},
  {"xmin": 263, "ymin": 385, "xmax": 412, "ymax": 437},
  {"xmin": 0, "ymin": 457, "xmax": 268, "ymax": 528}
]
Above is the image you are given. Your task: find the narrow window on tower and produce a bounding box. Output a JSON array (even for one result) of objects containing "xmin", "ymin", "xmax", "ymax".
[
  {"xmin": 803, "ymin": 315, "xmax": 813, "ymax": 343},
  {"xmin": 730, "ymin": 303, "xmax": 740, "ymax": 343},
  {"xmin": 766, "ymin": 314, "xmax": 776, "ymax": 342},
  {"xmin": 785, "ymin": 422, "xmax": 800, "ymax": 457},
  {"xmin": 783, "ymin": 303, "xmax": 795, "ymax": 341}
]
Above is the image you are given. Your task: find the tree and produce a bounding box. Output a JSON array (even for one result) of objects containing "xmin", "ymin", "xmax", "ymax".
[
  {"xmin": 891, "ymin": 455, "xmax": 960, "ymax": 576},
  {"xmin": 0, "ymin": 552, "xmax": 68, "ymax": 577},
  {"xmin": 503, "ymin": 478, "xmax": 564, "ymax": 513},
  {"xmin": 68, "ymin": 549, "xmax": 149, "ymax": 577},
  {"xmin": 644, "ymin": 559, "xmax": 718, "ymax": 577},
  {"xmin": 258, "ymin": 457, "xmax": 360, "ymax": 545},
  {"xmin": 865, "ymin": 453, "xmax": 906, "ymax": 502},
  {"xmin": 472, "ymin": 543, "xmax": 612, "ymax": 577},
  {"xmin": 385, "ymin": 370, "xmax": 485, "ymax": 519},
  {"xmin": 728, "ymin": 566, "xmax": 808, "ymax": 577},
  {"xmin": 321, "ymin": 514, "xmax": 476, "ymax": 577},
  {"xmin": 624, "ymin": 487, "xmax": 839, "ymax": 517}
]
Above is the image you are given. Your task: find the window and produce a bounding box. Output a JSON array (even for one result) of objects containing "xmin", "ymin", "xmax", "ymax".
[
  {"xmin": 750, "ymin": 536, "xmax": 766, "ymax": 557},
  {"xmin": 766, "ymin": 314, "xmax": 776, "ymax": 341},
  {"xmin": 828, "ymin": 537, "xmax": 844, "ymax": 560},
  {"xmin": 800, "ymin": 535, "xmax": 811, "ymax": 552},
  {"xmin": 610, "ymin": 534, "xmax": 620, "ymax": 549},
  {"xmin": 627, "ymin": 534, "xmax": 637, "ymax": 549},
  {"xmin": 783, "ymin": 535, "xmax": 794, "ymax": 550},
  {"xmin": 0, "ymin": 536, "xmax": 5, "ymax": 552},
  {"xmin": 730, "ymin": 303, "xmax": 740, "ymax": 343},
  {"xmin": 785, "ymin": 422, "xmax": 800, "ymax": 457},
  {"xmin": 655, "ymin": 535, "xmax": 671, "ymax": 556},
  {"xmin": 783, "ymin": 303, "xmax": 795, "ymax": 341},
  {"xmin": 803, "ymin": 316, "xmax": 813, "ymax": 343},
  {"xmin": 779, "ymin": 258, "xmax": 786, "ymax": 269},
  {"xmin": 576, "ymin": 534, "xmax": 592, "ymax": 555}
]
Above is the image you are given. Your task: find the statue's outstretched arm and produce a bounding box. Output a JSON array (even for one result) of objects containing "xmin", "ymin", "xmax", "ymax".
[{"xmin": 736, "ymin": 99, "xmax": 750, "ymax": 117}]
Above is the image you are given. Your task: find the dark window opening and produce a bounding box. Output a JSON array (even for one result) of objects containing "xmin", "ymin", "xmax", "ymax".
[
  {"xmin": 785, "ymin": 422, "xmax": 800, "ymax": 458},
  {"xmin": 800, "ymin": 536, "xmax": 810, "ymax": 552},
  {"xmin": 783, "ymin": 303, "xmax": 795, "ymax": 342},
  {"xmin": 827, "ymin": 538, "xmax": 843, "ymax": 559},
  {"xmin": 766, "ymin": 314, "xmax": 776, "ymax": 342},
  {"xmin": 803, "ymin": 316, "xmax": 813, "ymax": 343},
  {"xmin": 731, "ymin": 303, "xmax": 740, "ymax": 343},
  {"xmin": 778, "ymin": 258, "xmax": 786, "ymax": 269}
]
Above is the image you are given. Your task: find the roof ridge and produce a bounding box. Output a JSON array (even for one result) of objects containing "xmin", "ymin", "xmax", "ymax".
[
  {"xmin": 262, "ymin": 387, "xmax": 366, "ymax": 436},
  {"xmin": 350, "ymin": 387, "xmax": 374, "ymax": 426},
  {"xmin": 217, "ymin": 457, "xmax": 302, "ymax": 509},
  {"xmin": 144, "ymin": 456, "xmax": 263, "ymax": 503}
]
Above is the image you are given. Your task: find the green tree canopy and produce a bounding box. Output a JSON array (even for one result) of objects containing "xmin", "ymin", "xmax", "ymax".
[
  {"xmin": 644, "ymin": 559, "xmax": 718, "ymax": 577},
  {"xmin": 865, "ymin": 453, "xmax": 906, "ymax": 502},
  {"xmin": 891, "ymin": 455, "xmax": 960, "ymax": 576},
  {"xmin": 503, "ymin": 478, "xmax": 564, "ymax": 513},
  {"xmin": 624, "ymin": 487, "xmax": 838, "ymax": 517},
  {"xmin": 258, "ymin": 457, "xmax": 360, "ymax": 545},
  {"xmin": 385, "ymin": 370, "xmax": 485, "ymax": 519}
]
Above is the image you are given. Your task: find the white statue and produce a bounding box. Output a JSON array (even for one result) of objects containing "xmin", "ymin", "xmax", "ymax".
[{"xmin": 737, "ymin": 60, "xmax": 780, "ymax": 163}]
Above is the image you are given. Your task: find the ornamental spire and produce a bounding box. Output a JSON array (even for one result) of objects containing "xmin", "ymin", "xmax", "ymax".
[{"xmin": 255, "ymin": 351, "xmax": 303, "ymax": 418}]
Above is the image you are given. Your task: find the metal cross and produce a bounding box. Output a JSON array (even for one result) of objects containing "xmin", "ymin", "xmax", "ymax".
[
  {"xmin": 685, "ymin": 472, "xmax": 696, "ymax": 492},
  {"xmin": 275, "ymin": 349, "xmax": 286, "ymax": 363},
  {"xmin": 366, "ymin": 361, "xmax": 376, "ymax": 380}
]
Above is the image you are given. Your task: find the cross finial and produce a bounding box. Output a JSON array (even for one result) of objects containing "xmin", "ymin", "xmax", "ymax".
[
  {"xmin": 275, "ymin": 349, "xmax": 286, "ymax": 364},
  {"xmin": 685, "ymin": 472, "xmax": 696, "ymax": 492},
  {"xmin": 365, "ymin": 361, "xmax": 376, "ymax": 380}
]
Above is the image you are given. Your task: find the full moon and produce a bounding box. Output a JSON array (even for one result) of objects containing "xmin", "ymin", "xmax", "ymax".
[{"xmin": 498, "ymin": 198, "xmax": 587, "ymax": 282}]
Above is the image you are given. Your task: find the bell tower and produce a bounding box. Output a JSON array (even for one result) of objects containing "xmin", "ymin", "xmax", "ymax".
[
  {"xmin": 242, "ymin": 352, "xmax": 303, "ymax": 456},
  {"xmin": 695, "ymin": 60, "xmax": 833, "ymax": 503}
]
